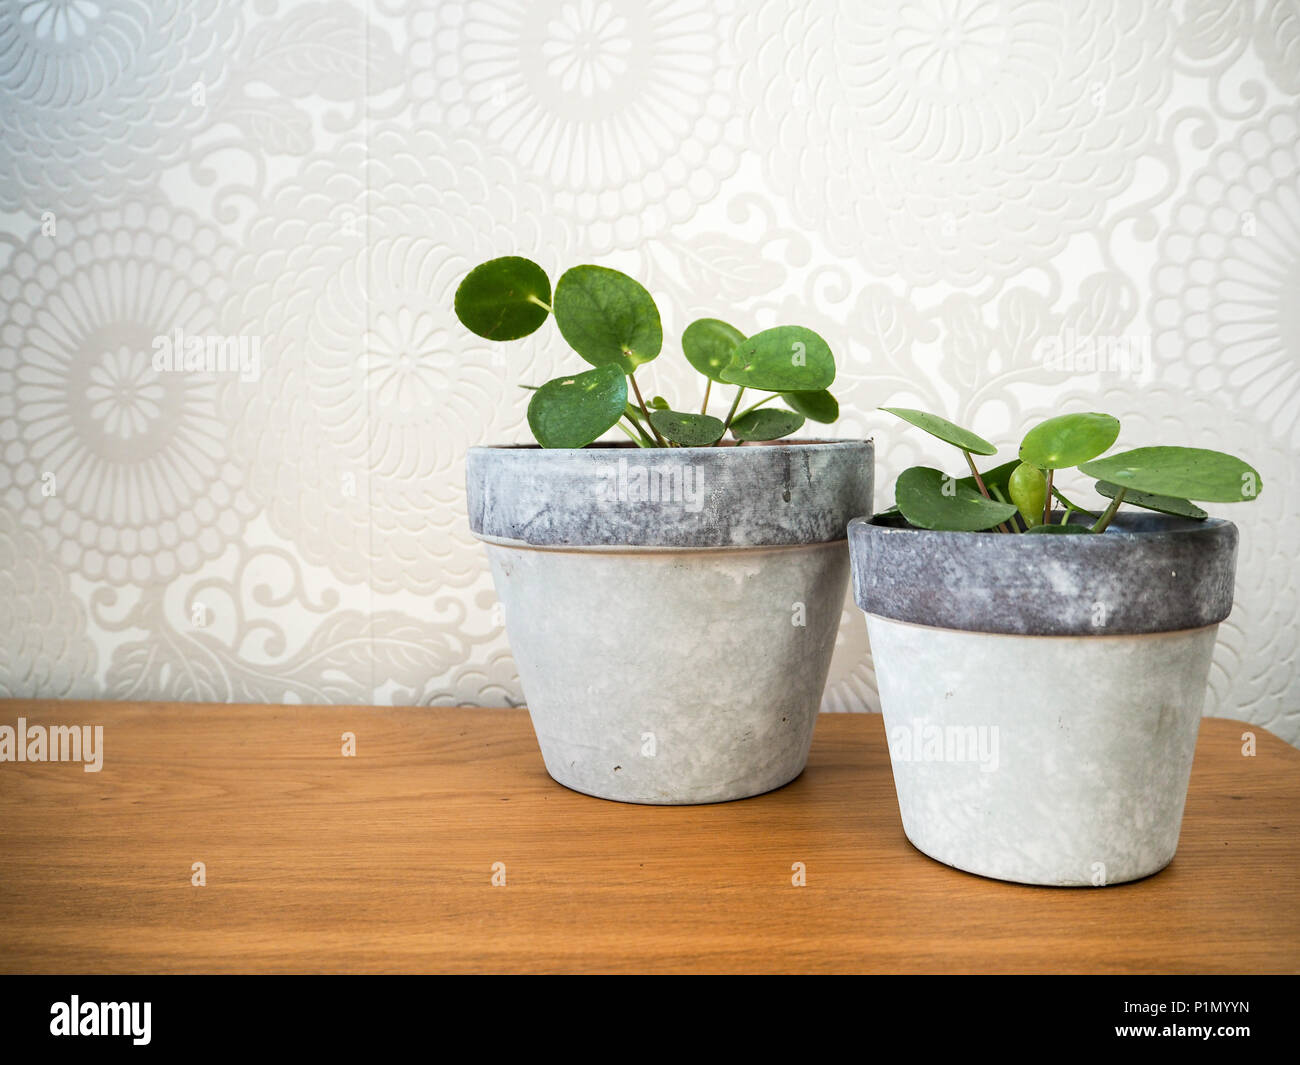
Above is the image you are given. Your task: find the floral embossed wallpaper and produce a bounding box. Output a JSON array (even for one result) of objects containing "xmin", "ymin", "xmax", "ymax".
[{"xmin": 1, "ymin": 0, "xmax": 1297, "ymax": 742}]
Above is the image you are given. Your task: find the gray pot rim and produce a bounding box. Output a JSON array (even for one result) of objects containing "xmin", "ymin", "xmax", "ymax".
[
  {"xmin": 849, "ymin": 511, "xmax": 1239, "ymax": 636},
  {"xmin": 469, "ymin": 438, "xmax": 865, "ymax": 451},
  {"xmin": 468, "ymin": 438, "xmax": 874, "ymax": 549}
]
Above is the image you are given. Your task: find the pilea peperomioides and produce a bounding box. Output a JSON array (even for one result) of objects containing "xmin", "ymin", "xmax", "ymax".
[
  {"xmin": 878, "ymin": 408, "xmax": 1262, "ymax": 533},
  {"xmin": 454, "ymin": 256, "xmax": 839, "ymax": 447}
]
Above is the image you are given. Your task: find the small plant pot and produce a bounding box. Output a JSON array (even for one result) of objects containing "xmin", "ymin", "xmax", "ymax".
[
  {"xmin": 468, "ymin": 440, "xmax": 873, "ymax": 804},
  {"xmin": 848, "ymin": 512, "xmax": 1239, "ymax": 886}
]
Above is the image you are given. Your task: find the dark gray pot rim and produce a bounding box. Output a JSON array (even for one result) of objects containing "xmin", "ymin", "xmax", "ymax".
[
  {"xmin": 468, "ymin": 439, "xmax": 874, "ymax": 549},
  {"xmin": 848, "ymin": 511, "xmax": 1239, "ymax": 636}
]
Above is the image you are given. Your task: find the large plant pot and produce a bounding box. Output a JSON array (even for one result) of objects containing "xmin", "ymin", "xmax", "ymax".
[
  {"xmin": 848, "ymin": 512, "xmax": 1238, "ymax": 886},
  {"xmin": 468, "ymin": 440, "xmax": 873, "ymax": 804}
]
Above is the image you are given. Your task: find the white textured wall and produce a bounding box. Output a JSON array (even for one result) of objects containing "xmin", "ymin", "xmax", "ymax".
[{"xmin": 1, "ymin": 0, "xmax": 1297, "ymax": 742}]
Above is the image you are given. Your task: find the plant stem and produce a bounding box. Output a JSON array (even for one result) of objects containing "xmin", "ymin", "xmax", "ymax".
[
  {"xmin": 736, "ymin": 393, "xmax": 780, "ymax": 420},
  {"xmin": 964, "ymin": 450, "xmax": 1011, "ymax": 534},
  {"xmin": 629, "ymin": 372, "xmax": 666, "ymax": 446},
  {"xmin": 701, "ymin": 378, "xmax": 711, "ymax": 415},
  {"xmin": 1051, "ymin": 486, "xmax": 1099, "ymax": 520},
  {"xmin": 622, "ymin": 413, "xmax": 654, "ymax": 447},
  {"xmin": 963, "ymin": 450, "xmax": 992, "ymax": 499},
  {"xmin": 616, "ymin": 420, "xmax": 651, "ymax": 447},
  {"xmin": 717, "ymin": 386, "xmax": 746, "ymax": 445},
  {"xmin": 526, "ymin": 295, "xmax": 552, "ymax": 313},
  {"xmin": 989, "ymin": 484, "xmax": 1018, "ymax": 533},
  {"xmin": 1042, "ymin": 468, "xmax": 1054, "ymax": 527},
  {"xmin": 1090, "ymin": 488, "xmax": 1126, "ymax": 533},
  {"xmin": 623, "ymin": 403, "xmax": 653, "ymax": 437}
]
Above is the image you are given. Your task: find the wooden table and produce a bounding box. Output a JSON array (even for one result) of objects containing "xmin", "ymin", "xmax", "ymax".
[{"xmin": 0, "ymin": 701, "xmax": 1296, "ymax": 974}]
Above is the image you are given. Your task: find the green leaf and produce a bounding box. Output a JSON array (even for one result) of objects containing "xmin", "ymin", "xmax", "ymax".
[
  {"xmin": 650, "ymin": 395, "xmax": 670, "ymax": 410},
  {"xmin": 553, "ymin": 265, "xmax": 662, "ymax": 372},
  {"xmin": 781, "ymin": 389, "xmax": 839, "ymax": 424},
  {"xmin": 649, "ymin": 410, "xmax": 726, "ymax": 447},
  {"xmin": 956, "ymin": 458, "xmax": 1019, "ymax": 500},
  {"xmin": 895, "ymin": 466, "xmax": 1018, "ymax": 531},
  {"xmin": 730, "ymin": 408, "xmax": 805, "ymax": 442},
  {"xmin": 1019, "ymin": 412, "xmax": 1120, "ymax": 469},
  {"xmin": 879, "ymin": 408, "xmax": 997, "ymax": 456},
  {"xmin": 1008, "ymin": 462, "xmax": 1047, "ymax": 528},
  {"xmin": 1094, "ymin": 480, "xmax": 1207, "ymax": 520},
  {"xmin": 526, "ymin": 364, "xmax": 628, "ymax": 448},
  {"xmin": 721, "ymin": 326, "xmax": 835, "ymax": 391},
  {"xmin": 1080, "ymin": 447, "xmax": 1262, "ymax": 503},
  {"xmin": 1023, "ymin": 523, "xmax": 1094, "ymax": 535},
  {"xmin": 682, "ymin": 318, "xmax": 745, "ymax": 383},
  {"xmin": 454, "ymin": 256, "xmax": 551, "ymax": 341}
]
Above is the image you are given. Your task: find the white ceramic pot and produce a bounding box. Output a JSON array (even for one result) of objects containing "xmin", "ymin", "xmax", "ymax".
[
  {"xmin": 849, "ymin": 512, "xmax": 1239, "ymax": 886},
  {"xmin": 468, "ymin": 441, "xmax": 873, "ymax": 804}
]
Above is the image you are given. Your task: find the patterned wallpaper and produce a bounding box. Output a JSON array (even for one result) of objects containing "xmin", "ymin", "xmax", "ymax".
[{"xmin": 1, "ymin": 0, "xmax": 1297, "ymax": 743}]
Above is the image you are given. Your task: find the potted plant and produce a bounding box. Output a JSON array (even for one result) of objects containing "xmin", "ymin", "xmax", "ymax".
[
  {"xmin": 457, "ymin": 257, "xmax": 872, "ymax": 804},
  {"xmin": 850, "ymin": 408, "xmax": 1262, "ymax": 885}
]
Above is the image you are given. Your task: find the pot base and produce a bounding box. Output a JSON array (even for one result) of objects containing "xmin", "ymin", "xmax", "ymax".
[
  {"xmin": 900, "ymin": 833, "xmax": 1177, "ymax": 889},
  {"xmin": 867, "ymin": 614, "xmax": 1216, "ymax": 886},
  {"xmin": 537, "ymin": 760, "xmax": 808, "ymax": 806},
  {"xmin": 489, "ymin": 541, "xmax": 849, "ymax": 805}
]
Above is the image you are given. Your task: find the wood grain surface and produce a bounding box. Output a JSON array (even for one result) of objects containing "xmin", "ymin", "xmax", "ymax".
[{"xmin": 0, "ymin": 701, "xmax": 1296, "ymax": 974}]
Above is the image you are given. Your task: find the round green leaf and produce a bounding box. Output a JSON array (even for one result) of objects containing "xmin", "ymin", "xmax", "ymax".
[
  {"xmin": 648, "ymin": 410, "xmax": 726, "ymax": 447},
  {"xmin": 1008, "ymin": 462, "xmax": 1047, "ymax": 528},
  {"xmin": 526, "ymin": 364, "xmax": 628, "ymax": 449},
  {"xmin": 454, "ymin": 256, "xmax": 551, "ymax": 341},
  {"xmin": 1023, "ymin": 523, "xmax": 1094, "ymax": 535},
  {"xmin": 552, "ymin": 265, "xmax": 662, "ymax": 372},
  {"xmin": 1094, "ymin": 480, "xmax": 1207, "ymax": 520},
  {"xmin": 782, "ymin": 389, "xmax": 838, "ymax": 424},
  {"xmin": 1019, "ymin": 412, "xmax": 1120, "ymax": 470},
  {"xmin": 730, "ymin": 408, "xmax": 805, "ymax": 442},
  {"xmin": 895, "ymin": 466, "xmax": 1018, "ymax": 532},
  {"xmin": 879, "ymin": 408, "xmax": 997, "ymax": 456},
  {"xmin": 1079, "ymin": 447, "xmax": 1262, "ymax": 503},
  {"xmin": 721, "ymin": 326, "xmax": 834, "ymax": 391},
  {"xmin": 682, "ymin": 318, "xmax": 745, "ymax": 383}
]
